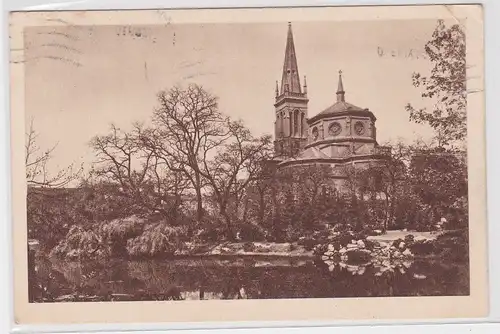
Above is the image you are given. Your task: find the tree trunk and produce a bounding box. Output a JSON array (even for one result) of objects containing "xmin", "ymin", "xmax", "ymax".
[
  {"xmin": 242, "ymin": 196, "xmax": 249, "ymax": 223},
  {"xmin": 384, "ymin": 195, "xmax": 390, "ymax": 232},
  {"xmin": 258, "ymin": 191, "xmax": 266, "ymax": 226},
  {"xmin": 194, "ymin": 174, "xmax": 204, "ymax": 221},
  {"xmin": 223, "ymin": 212, "xmax": 234, "ymax": 241},
  {"xmin": 219, "ymin": 203, "xmax": 234, "ymax": 241}
]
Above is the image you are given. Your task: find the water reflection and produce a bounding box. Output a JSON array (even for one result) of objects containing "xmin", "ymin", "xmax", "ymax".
[{"xmin": 29, "ymin": 253, "xmax": 469, "ymax": 303}]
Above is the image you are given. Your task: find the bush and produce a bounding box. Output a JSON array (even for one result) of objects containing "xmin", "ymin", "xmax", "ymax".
[
  {"xmin": 283, "ymin": 225, "xmax": 303, "ymax": 243},
  {"xmin": 404, "ymin": 234, "xmax": 415, "ymax": 243},
  {"xmin": 297, "ymin": 237, "xmax": 318, "ymax": 251},
  {"xmin": 408, "ymin": 240, "xmax": 436, "ymax": 256},
  {"xmin": 391, "ymin": 238, "xmax": 405, "ymax": 249},
  {"xmin": 243, "ymin": 242, "xmax": 255, "ymax": 252},
  {"xmin": 50, "ymin": 225, "xmax": 109, "ymax": 260},
  {"xmin": 238, "ymin": 223, "xmax": 267, "ymax": 242},
  {"xmin": 434, "ymin": 229, "xmax": 469, "ymax": 262},
  {"xmin": 196, "ymin": 227, "xmax": 220, "ymax": 243},
  {"xmin": 312, "ymin": 244, "xmax": 329, "ymax": 256},
  {"xmin": 363, "ymin": 239, "xmax": 376, "ymax": 251},
  {"xmin": 126, "ymin": 224, "xmax": 185, "ymax": 258},
  {"xmin": 334, "ymin": 232, "xmax": 356, "ymax": 247},
  {"xmin": 98, "ymin": 215, "xmax": 146, "ymax": 256}
]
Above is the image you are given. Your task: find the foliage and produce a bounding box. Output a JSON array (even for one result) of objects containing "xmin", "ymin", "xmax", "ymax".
[
  {"xmin": 98, "ymin": 215, "xmax": 146, "ymax": 256},
  {"xmin": 28, "ymin": 76, "xmax": 469, "ymax": 259},
  {"xmin": 27, "ymin": 188, "xmax": 77, "ymax": 250},
  {"xmin": 27, "ymin": 184, "xmax": 147, "ymax": 251},
  {"xmin": 405, "ymin": 20, "xmax": 467, "ymax": 148},
  {"xmin": 238, "ymin": 223, "xmax": 267, "ymax": 242},
  {"xmin": 395, "ymin": 230, "xmax": 469, "ymax": 263},
  {"xmin": 434, "ymin": 229, "xmax": 469, "ymax": 262},
  {"xmin": 50, "ymin": 225, "xmax": 107, "ymax": 260},
  {"xmin": 50, "ymin": 216, "xmax": 147, "ymax": 259},
  {"xmin": 126, "ymin": 224, "xmax": 187, "ymax": 258}
]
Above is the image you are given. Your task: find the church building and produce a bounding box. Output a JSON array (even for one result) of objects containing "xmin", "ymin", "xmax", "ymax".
[{"xmin": 271, "ymin": 23, "xmax": 391, "ymax": 187}]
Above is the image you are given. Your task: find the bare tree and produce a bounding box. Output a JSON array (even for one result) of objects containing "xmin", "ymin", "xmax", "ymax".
[
  {"xmin": 25, "ymin": 119, "xmax": 82, "ymax": 188},
  {"xmin": 89, "ymin": 124, "xmax": 189, "ymax": 220},
  {"xmin": 140, "ymin": 84, "xmax": 231, "ymax": 222},
  {"xmin": 200, "ymin": 120, "xmax": 273, "ymax": 239}
]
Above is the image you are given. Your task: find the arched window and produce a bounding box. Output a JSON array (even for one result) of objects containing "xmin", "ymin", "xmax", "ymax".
[
  {"xmin": 301, "ymin": 113, "xmax": 305, "ymax": 136},
  {"xmin": 289, "ymin": 112, "xmax": 293, "ymax": 136},
  {"xmin": 312, "ymin": 127, "xmax": 319, "ymax": 140},
  {"xmin": 293, "ymin": 110, "xmax": 299, "ymax": 135},
  {"xmin": 276, "ymin": 113, "xmax": 281, "ymax": 135}
]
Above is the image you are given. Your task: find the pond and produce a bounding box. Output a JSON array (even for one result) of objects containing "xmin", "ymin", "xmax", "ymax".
[{"xmin": 29, "ymin": 254, "xmax": 469, "ymax": 302}]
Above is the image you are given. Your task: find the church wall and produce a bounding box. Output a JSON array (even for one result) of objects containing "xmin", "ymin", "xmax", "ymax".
[
  {"xmin": 350, "ymin": 116, "xmax": 375, "ymax": 140},
  {"xmin": 307, "ymin": 115, "xmax": 377, "ymax": 149},
  {"xmin": 322, "ymin": 144, "xmax": 351, "ymax": 157},
  {"xmin": 353, "ymin": 142, "xmax": 376, "ymax": 155}
]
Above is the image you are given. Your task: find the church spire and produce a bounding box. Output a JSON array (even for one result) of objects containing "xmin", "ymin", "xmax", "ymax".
[
  {"xmin": 280, "ymin": 22, "xmax": 301, "ymax": 95},
  {"xmin": 336, "ymin": 70, "xmax": 345, "ymax": 102}
]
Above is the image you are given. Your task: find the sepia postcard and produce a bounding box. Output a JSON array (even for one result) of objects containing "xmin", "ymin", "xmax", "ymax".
[{"xmin": 9, "ymin": 4, "xmax": 488, "ymax": 325}]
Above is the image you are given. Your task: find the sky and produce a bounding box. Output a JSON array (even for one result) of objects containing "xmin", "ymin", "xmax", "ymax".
[{"xmin": 24, "ymin": 19, "xmax": 443, "ymax": 175}]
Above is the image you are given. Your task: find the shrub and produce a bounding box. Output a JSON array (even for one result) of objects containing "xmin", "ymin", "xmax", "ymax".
[
  {"xmin": 392, "ymin": 238, "xmax": 405, "ymax": 249},
  {"xmin": 312, "ymin": 244, "xmax": 329, "ymax": 256},
  {"xmin": 404, "ymin": 234, "xmax": 415, "ymax": 244},
  {"xmin": 408, "ymin": 240, "xmax": 436, "ymax": 256},
  {"xmin": 434, "ymin": 229, "xmax": 469, "ymax": 262},
  {"xmin": 98, "ymin": 215, "xmax": 146, "ymax": 256},
  {"xmin": 196, "ymin": 227, "xmax": 220, "ymax": 243},
  {"xmin": 50, "ymin": 225, "xmax": 108, "ymax": 260},
  {"xmin": 238, "ymin": 223, "xmax": 267, "ymax": 242},
  {"xmin": 283, "ymin": 225, "xmax": 303, "ymax": 243},
  {"xmin": 126, "ymin": 224, "xmax": 185, "ymax": 258},
  {"xmin": 334, "ymin": 232, "xmax": 356, "ymax": 247},
  {"xmin": 363, "ymin": 239, "xmax": 376, "ymax": 251},
  {"xmin": 298, "ymin": 237, "xmax": 318, "ymax": 251},
  {"xmin": 243, "ymin": 241, "xmax": 255, "ymax": 252},
  {"xmin": 332, "ymin": 223, "xmax": 351, "ymax": 233}
]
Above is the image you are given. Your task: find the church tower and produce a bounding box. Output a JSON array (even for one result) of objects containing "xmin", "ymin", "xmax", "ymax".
[{"xmin": 274, "ymin": 22, "xmax": 309, "ymax": 158}]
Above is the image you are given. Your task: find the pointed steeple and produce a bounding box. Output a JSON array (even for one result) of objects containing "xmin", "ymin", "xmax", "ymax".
[
  {"xmin": 336, "ymin": 70, "xmax": 345, "ymax": 102},
  {"xmin": 280, "ymin": 22, "xmax": 301, "ymax": 95}
]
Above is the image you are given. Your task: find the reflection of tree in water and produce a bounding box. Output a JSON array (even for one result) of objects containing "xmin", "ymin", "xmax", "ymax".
[
  {"xmin": 29, "ymin": 250, "xmax": 71, "ymax": 302},
  {"xmin": 29, "ymin": 256, "xmax": 469, "ymax": 302},
  {"xmin": 313, "ymin": 258, "xmax": 469, "ymax": 297}
]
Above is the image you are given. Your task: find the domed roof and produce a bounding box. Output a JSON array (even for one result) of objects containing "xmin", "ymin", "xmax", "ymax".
[
  {"xmin": 318, "ymin": 101, "xmax": 365, "ymax": 115},
  {"xmin": 308, "ymin": 70, "xmax": 376, "ymax": 123}
]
